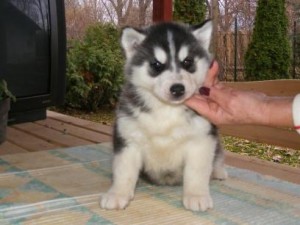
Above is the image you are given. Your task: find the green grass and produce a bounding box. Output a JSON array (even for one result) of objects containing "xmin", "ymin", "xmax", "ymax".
[
  {"xmin": 51, "ymin": 107, "xmax": 115, "ymax": 125},
  {"xmin": 51, "ymin": 107, "xmax": 300, "ymax": 168},
  {"xmin": 222, "ymin": 136, "xmax": 300, "ymax": 168}
]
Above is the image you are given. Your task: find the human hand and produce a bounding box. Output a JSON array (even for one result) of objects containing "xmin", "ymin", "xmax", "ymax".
[{"xmin": 185, "ymin": 61, "xmax": 268, "ymax": 125}]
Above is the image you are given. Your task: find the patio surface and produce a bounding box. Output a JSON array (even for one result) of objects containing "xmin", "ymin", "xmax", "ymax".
[
  {"xmin": 0, "ymin": 143, "xmax": 299, "ymax": 224},
  {"xmin": 0, "ymin": 111, "xmax": 300, "ymax": 224},
  {"xmin": 0, "ymin": 111, "xmax": 113, "ymax": 155},
  {"xmin": 0, "ymin": 110, "xmax": 299, "ymax": 184}
]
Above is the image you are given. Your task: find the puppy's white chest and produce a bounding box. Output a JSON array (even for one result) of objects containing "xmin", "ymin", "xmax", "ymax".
[{"xmin": 139, "ymin": 107, "xmax": 191, "ymax": 144}]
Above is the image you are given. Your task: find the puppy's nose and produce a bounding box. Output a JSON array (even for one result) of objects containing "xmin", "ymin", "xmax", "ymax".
[{"xmin": 170, "ymin": 84, "xmax": 185, "ymax": 98}]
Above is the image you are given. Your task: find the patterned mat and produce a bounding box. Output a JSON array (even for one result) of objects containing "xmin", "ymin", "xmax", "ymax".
[{"xmin": 0, "ymin": 143, "xmax": 299, "ymax": 225}]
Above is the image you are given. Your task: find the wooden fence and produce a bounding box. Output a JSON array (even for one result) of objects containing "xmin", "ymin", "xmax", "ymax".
[
  {"xmin": 217, "ymin": 31, "xmax": 300, "ymax": 80},
  {"xmin": 217, "ymin": 31, "xmax": 251, "ymax": 81},
  {"xmin": 219, "ymin": 79, "xmax": 300, "ymax": 149}
]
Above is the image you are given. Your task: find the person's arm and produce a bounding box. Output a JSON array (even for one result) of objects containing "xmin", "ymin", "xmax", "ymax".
[
  {"xmin": 263, "ymin": 96, "xmax": 293, "ymax": 128},
  {"xmin": 293, "ymin": 94, "xmax": 300, "ymax": 134},
  {"xmin": 185, "ymin": 61, "xmax": 297, "ymax": 130},
  {"xmin": 186, "ymin": 84, "xmax": 294, "ymax": 127}
]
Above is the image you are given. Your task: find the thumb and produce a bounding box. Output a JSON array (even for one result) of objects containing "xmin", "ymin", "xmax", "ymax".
[
  {"xmin": 185, "ymin": 95, "xmax": 213, "ymax": 117},
  {"xmin": 203, "ymin": 60, "xmax": 219, "ymax": 87}
]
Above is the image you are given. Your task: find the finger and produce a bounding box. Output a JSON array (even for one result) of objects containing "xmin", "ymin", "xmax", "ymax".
[
  {"xmin": 185, "ymin": 96, "xmax": 222, "ymax": 125},
  {"xmin": 185, "ymin": 96, "xmax": 211, "ymax": 117},
  {"xmin": 203, "ymin": 60, "xmax": 219, "ymax": 87}
]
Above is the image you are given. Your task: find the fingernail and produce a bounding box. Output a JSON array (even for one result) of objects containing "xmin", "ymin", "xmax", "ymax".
[
  {"xmin": 199, "ymin": 87, "xmax": 210, "ymax": 96},
  {"xmin": 209, "ymin": 60, "xmax": 215, "ymax": 69}
]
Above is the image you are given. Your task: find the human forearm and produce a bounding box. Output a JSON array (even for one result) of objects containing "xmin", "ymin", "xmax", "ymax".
[
  {"xmin": 261, "ymin": 96, "xmax": 293, "ymax": 128},
  {"xmin": 185, "ymin": 60, "xmax": 299, "ymax": 131}
]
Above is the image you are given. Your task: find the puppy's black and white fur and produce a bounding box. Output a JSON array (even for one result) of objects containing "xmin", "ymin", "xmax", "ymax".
[{"xmin": 100, "ymin": 21, "xmax": 227, "ymax": 212}]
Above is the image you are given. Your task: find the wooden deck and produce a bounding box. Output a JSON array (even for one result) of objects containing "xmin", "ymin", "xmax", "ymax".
[
  {"xmin": 0, "ymin": 111, "xmax": 113, "ymax": 155},
  {"xmin": 0, "ymin": 110, "xmax": 299, "ymax": 184}
]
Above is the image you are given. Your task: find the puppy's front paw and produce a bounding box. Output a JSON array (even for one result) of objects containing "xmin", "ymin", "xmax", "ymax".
[
  {"xmin": 100, "ymin": 192, "xmax": 132, "ymax": 210},
  {"xmin": 212, "ymin": 167, "xmax": 228, "ymax": 180},
  {"xmin": 183, "ymin": 194, "xmax": 213, "ymax": 212}
]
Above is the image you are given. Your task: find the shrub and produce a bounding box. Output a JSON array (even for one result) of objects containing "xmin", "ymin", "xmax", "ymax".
[
  {"xmin": 65, "ymin": 23, "xmax": 124, "ymax": 111},
  {"xmin": 173, "ymin": 0, "xmax": 206, "ymax": 25},
  {"xmin": 244, "ymin": 0, "xmax": 291, "ymax": 80},
  {"xmin": 0, "ymin": 79, "xmax": 16, "ymax": 102}
]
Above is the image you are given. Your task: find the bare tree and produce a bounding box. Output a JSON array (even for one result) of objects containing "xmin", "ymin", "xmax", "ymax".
[
  {"xmin": 137, "ymin": 0, "xmax": 152, "ymax": 27},
  {"xmin": 65, "ymin": 0, "xmax": 106, "ymax": 39},
  {"xmin": 206, "ymin": 0, "xmax": 212, "ymax": 17},
  {"xmin": 101, "ymin": 0, "xmax": 133, "ymax": 27},
  {"xmin": 101, "ymin": 0, "xmax": 152, "ymax": 27},
  {"xmin": 211, "ymin": 0, "xmax": 220, "ymax": 55},
  {"xmin": 207, "ymin": 0, "xmax": 257, "ymax": 80},
  {"xmin": 81, "ymin": 0, "xmax": 104, "ymax": 22},
  {"xmin": 217, "ymin": 0, "xmax": 256, "ymax": 32}
]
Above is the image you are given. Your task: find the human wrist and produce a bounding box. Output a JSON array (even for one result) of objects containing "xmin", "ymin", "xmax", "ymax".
[
  {"xmin": 263, "ymin": 96, "xmax": 293, "ymax": 127},
  {"xmin": 251, "ymin": 95, "xmax": 272, "ymax": 125}
]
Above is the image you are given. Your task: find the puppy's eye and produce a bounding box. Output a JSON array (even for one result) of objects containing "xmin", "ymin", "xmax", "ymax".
[
  {"xmin": 150, "ymin": 60, "xmax": 164, "ymax": 73},
  {"xmin": 181, "ymin": 57, "xmax": 194, "ymax": 70}
]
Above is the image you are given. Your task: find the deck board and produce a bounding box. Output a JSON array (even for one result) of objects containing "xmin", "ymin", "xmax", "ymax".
[
  {"xmin": 36, "ymin": 118, "xmax": 112, "ymax": 143},
  {"xmin": 0, "ymin": 110, "xmax": 299, "ymax": 184},
  {"xmin": 13, "ymin": 122, "xmax": 94, "ymax": 147},
  {"xmin": 47, "ymin": 111, "xmax": 113, "ymax": 135},
  {"xmin": 5, "ymin": 127, "xmax": 60, "ymax": 153},
  {"xmin": 0, "ymin": 141, "xmax": 28, "ymax": 155}
]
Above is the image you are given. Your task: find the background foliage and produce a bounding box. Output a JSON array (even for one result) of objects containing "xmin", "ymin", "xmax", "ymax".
[
  {"xmin": 173, "ymin": 0, "xmax": 206, "ymax": 24},
  {"xmin": 65, "ymin": 1, "xmax": 300, "ymax": 80},
  {"xmin": 0, "ymin": 79, "xmax": 16, "ymax": 102},
  {"xmin": 65, "ymin": 23, "xmax": 124, "ymax": 111},
  {"xmin": 244, "ymin": 0, "xmax": 291, "ymax": 80}
]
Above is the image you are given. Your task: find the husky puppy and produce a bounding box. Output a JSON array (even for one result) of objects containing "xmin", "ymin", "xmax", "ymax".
[{"xmin": 100, "ymin": 20, "xmax": 227, "ymax": 212}]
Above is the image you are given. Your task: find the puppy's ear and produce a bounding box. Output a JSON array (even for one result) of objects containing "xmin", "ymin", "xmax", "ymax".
[
  {"xmin": 192, "ymin": 20, "xmax": 213, "ymax": 51},
  {"xmin": 121, "ymin": 27, "xmax": 146, "ymax": 58}
]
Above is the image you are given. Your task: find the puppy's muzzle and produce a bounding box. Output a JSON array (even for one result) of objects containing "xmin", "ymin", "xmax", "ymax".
[{"xmin": 170, "ymin": 83, "xmax": 185, "ymax": 99}]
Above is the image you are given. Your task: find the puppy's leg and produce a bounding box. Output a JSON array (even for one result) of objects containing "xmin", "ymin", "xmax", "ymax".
[
  {"xmin": 100, "ymin": 146, "xmax": 142, "ymax": 210},
  {"xmin": 212, "ymin": 142, "xmax": 228, "ymax": 180},
  {"xmin": 183, "ymin": 138, "xmax": 216, "ymax": 212}
]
